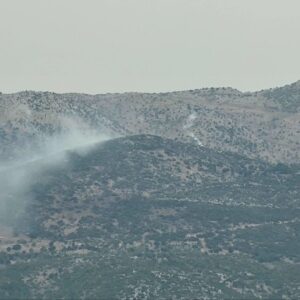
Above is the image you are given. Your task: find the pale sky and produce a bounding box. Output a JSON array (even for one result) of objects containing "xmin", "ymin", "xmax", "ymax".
[{"xmin": 0, "ymin": 0, "xmax": 299, "ymax": 94}]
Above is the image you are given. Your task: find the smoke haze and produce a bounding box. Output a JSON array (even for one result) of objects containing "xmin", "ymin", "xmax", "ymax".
[
  {"xmin": 183, "ymin": 112, "xmax": 203, "ymax": 147},
  {"xmin": 0, "ymin": 116, "xmax": 112, "ymax": 230}
]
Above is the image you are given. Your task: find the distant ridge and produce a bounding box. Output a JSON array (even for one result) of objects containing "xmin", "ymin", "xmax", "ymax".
[
  {"xmin": 1, "ymin": 81, "xmax": 299, "ymax": 164},
  {"xmin": 1, "ymin": 80, "xmax": 300, "ymax": 96}
]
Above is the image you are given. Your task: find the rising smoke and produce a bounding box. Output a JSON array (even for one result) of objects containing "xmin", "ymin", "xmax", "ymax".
[
  {"xmin": 183, "ymin": 112, "xmax": 203, "ymax": 147},
  {"xmin": 0, "ymin": 114, "xmax": 113, "ymax": 231}
]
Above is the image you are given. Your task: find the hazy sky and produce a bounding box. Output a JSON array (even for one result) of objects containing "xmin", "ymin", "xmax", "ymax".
[{"xmin": 0, "ymin": 0, "xmax": 299, "ymax": 93}]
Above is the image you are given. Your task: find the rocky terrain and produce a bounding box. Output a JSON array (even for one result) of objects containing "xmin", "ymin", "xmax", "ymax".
[
  {"xmin": 0, "ymin": 82, "xmax": 299, "ymax": 299},
  {"xmin": 1, "ymin": 80, "xmax": 300, "ymax": 164}
]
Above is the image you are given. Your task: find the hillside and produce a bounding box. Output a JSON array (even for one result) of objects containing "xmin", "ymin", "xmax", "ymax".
[
  {"xmin": 0, "ymin": 135, "xmax": 299, "ymax": 299},
  {"xmin": 0, "ymin": 81, "xmax": 300, "ymax": 164}
]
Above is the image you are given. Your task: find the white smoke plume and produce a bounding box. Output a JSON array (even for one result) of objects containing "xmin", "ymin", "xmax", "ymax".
[
  {"xmin": 0, "ymin": 114, "xmax": 113, "ymax": 231},
  {"xmin": 183, "ymin": 112, "xmax": 203, "ymax": 147},
  {"xmin": 183, "ymin": 112, "xmax": 197, "ymax": 130}
]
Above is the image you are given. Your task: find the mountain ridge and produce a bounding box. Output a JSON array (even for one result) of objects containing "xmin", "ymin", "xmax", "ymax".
[
  {"xmin": 1, "ymin": 81, "xmax": 299, "ymax": 164},
  {"xmin": 1, "ymin": 80, "xmax": 300, "ymax": 96}
]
